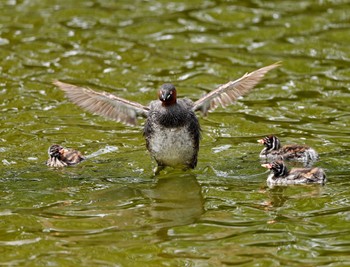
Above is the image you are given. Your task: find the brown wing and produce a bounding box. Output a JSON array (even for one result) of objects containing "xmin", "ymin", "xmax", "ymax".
[
  {"xmin": 192, "ymin": 62, "xmax": 280, "ymax": 115},
  {"xmin": 54, "ymin": 81, "xmax": 149, "ymax": 126}
]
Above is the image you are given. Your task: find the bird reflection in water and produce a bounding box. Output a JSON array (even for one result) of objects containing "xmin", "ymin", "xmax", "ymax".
[
  {"xmin": 259, "ymin": 185, "xmax": 325, "ymax": 224},
  {"xmin": 84, "ymin": 173, "xmax": 204, "ymax": 241},
  {"xmin": 144, "ymin": 173, "xmax": 204, "ymax": 237}
]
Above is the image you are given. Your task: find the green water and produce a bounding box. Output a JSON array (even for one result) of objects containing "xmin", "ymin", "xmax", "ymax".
[{"xmin": 1, "ymin": 0, "xmax": 350, "ymax": 266}]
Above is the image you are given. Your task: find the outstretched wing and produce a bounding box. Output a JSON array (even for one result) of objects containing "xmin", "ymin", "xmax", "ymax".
[
  {"xmin": 192, "ymin": 62, "xmax": 280, "ymax": 115},
  {"xmin": 54, "ymin": 81, "xmax": 149, "ymax": 126}
]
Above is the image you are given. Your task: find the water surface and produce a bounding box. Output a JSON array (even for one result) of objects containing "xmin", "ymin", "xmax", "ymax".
[{"xmin": 1, "ymin": 0, "xmax": 350, "ymax": 266}]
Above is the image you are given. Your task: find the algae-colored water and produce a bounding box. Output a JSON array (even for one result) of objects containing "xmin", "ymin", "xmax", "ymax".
[{"xmin": 1, "ymin": 0, "xmax": 350, "ymax": 266}]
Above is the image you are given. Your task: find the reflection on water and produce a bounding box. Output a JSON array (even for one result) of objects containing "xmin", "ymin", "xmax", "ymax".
[
  {"xmin": 145, "ymin": 174, "xmax": 204, "ymax": 230},
  {"xmin": 22, "ymin": 174, "xmax": 203, "ymax": 247},
  {"xmin": 263, "ymin": 185, "xmax": 325, "ymax": 210}
]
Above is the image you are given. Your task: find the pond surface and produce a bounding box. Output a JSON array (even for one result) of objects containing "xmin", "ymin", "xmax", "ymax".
[{"xmin": 1, "ymin": 0, "xmax": 350, "ymax": 266}]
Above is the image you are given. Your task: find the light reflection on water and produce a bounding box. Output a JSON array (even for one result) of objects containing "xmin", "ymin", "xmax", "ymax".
[{"xmin": 0, "ymin": 0, "xmax": 350, "ymax": 266}]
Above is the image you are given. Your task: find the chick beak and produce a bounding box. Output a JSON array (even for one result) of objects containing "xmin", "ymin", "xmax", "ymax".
[
  {"xmin": 257, "ymin": 139, "xmax": 265, "ymax": 144},
  {"xmin": 261, "ymin": 163, "xmax": 272, "ymax": 169}
]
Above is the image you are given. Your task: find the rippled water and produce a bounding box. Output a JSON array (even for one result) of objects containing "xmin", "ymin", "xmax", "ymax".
[{"xmin": 1, "ymin": 0, "xmax": 350, "ymax": 266}]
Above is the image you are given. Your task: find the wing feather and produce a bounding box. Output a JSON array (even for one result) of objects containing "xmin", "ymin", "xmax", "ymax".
[
  {"xmin": 53, "ymin": 81, "xmax": 149, "ymax": 126},
  {"xmin": 192, "ymin": 62, "xmax": 280, "ymax": 115}
]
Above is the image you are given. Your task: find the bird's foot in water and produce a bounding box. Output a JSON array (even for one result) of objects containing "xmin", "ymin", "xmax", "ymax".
[{"xmin": 153, "ymin": 165, "xmax": 165, "ymax": 176}]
